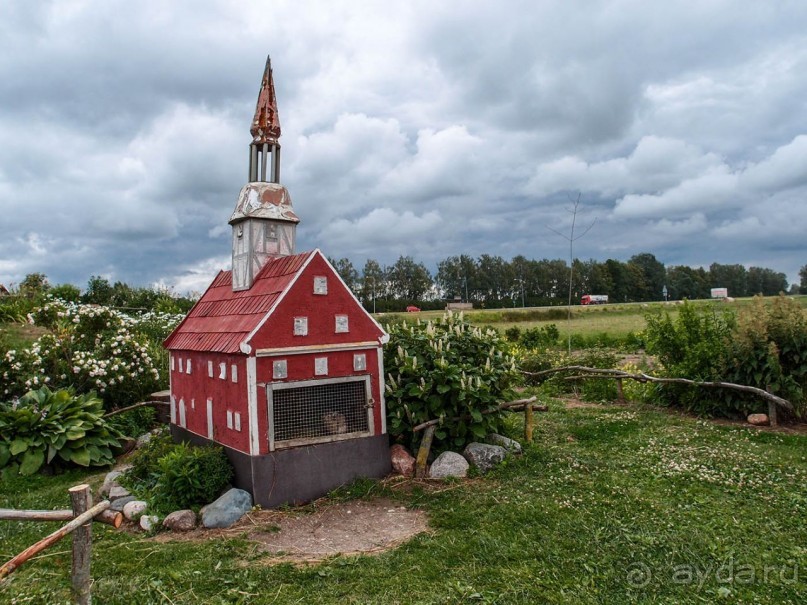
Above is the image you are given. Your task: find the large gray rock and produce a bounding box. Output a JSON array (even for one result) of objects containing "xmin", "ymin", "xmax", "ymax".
[
  {"xmin": 463, "ymin": 442, "xmax": 507, "ymax": 473},
  {"xmin": 100, "ymin": 471, "xmax": 123, "ymax": 497},
  {"xmin": 109, "ymin": 496, "xmax": 136, "ymax": 512},
  {"xmin": 123, "ymin": 500, "xmax": 148, "ymax": 521},
  {"xmin": 201, "ymin": 488, "xmax": 253, "ymax": 529},
  {"xmin": 486, "ymin": 433, "xmax": 523, "ymax": 455},
  {"xmin": 428, "ymin": 451, "xmax": 469, "ymax": 479},
  {"xmin": 108, "ymin": 485, "xmax": 131, "ymax": 501},
  {"xmin": 163, "ymin": 510, "xmax": 197, "ymax": 532}
]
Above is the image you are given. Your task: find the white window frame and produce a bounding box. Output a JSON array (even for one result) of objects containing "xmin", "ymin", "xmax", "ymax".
[
  {"xmin": 335, "ymin": 314, "xmax": 349, "ymax": 333},
  {"xmin": 313, "ymin": 276, "xmax": 328, "ymax": 295},
  {"xmin": 353, "ymin": 353, "xmax": 367, "ymax": 371},
  {"xmin": 208, "ymin": 360, "xmax": 213, "ymax": 378},
  {"xmin": 293, "ymin": 316, "xmax": 308, "ymax": 336},
  {"xmin": 219, "ymin": 362, "xmax": 227, "ymax": 379},
  {"xmin": 231, "ymin": 364, "xmax": 238, "ymax": 383},
  {"xmin": 226, "ymin": 409, "xmax": 233, "ymax": 430},
  {"xmin": 314, "ymin": 357, "xmax": 328, "ymax": 376},
  {"xmin": 186, "ymin": 359, "xmax": 192, "ymax": 374},
  {"xmin": 234, "ymin": 412, "xmax": 241, "ymax": 432},
  {"xmin": 273, "ymin": 359, "xmax": 287, "ymax": 379}
]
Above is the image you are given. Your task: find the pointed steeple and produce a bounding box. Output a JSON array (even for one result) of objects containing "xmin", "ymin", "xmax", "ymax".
[
  {"xmin": 251, "ymin": 56, "xmax": 281, "ymax": 144},
  {"xmin": 231, "ymin": 56, "xmax": 298, "ymax": 292}
]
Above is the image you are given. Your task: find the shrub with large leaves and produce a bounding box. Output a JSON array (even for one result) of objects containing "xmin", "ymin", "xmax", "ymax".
[
  {"xmin": 385, "ymin": 312, "xmax": 517, "ymax": 453},
  {"xmin": 0, "ymin": 387, "xmax": 124, "ymax": 476}
]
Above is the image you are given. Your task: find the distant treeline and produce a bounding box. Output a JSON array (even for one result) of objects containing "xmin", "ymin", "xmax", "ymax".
[
  {"xmin": 328, "ymin": 253, "xmax": 807, "ymax": 312},
  {"xmin": 3, "ymin": 256, "xmax": 805, "ymax": 318}
]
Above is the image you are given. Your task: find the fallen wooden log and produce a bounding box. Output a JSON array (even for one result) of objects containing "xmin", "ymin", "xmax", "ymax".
[
  {"xmin": 103, "ymin": 400, "xmax": 169, "ymax": 418},
  {"xmin": 0, "ymin": 507, "xmax": 122, "ymax": 528},
  {"xmin": 522, "ymin": 366, "xmax": 793, "ymax": 411},
  {"xmin": 412, "ymin": 397, "xmax": 539, "ymax": 433}
]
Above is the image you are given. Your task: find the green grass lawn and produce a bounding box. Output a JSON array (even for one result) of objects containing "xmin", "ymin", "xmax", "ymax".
[{"xmin": 2, "ymin": 400, "xmax": 805, "ymax": 604}]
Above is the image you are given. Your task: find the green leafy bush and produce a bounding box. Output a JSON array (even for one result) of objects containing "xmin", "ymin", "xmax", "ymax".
[
  {"xmin": 152, "ymin": 443, "xmax": 233, "ymax": 511},
  {"xmin": 504, "ymin": 326, "xmax": 521, "ymax": 342},
  {"xmin": 519, "ymin": 324, "xmax": 559, "ymax": 349},
  {"xmin": 121, "ymin": 432, "xmax": 233, "ymax": 513},
  {"xmin": 644, "ymin": 298, "xmax": 806, "ymax": 419},
  {"xmin": 0, "ymin": 387, "xmax": 124, "ymax": 476},
  {"xmin": 644, "ymin": 302, "xmax": 736, "ymax": 415},
  {"xmin": 384, "ymin": 312, "xmax": 517, "ymax": 453},
  {"xmin": 725, "ymin": 295, "xmax": 806, "ymax": 419}
]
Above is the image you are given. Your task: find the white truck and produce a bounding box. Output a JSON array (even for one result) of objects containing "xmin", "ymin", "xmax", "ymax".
[{"xmin": 581, "ymin": 294, "xmax": 608, "ymax": 305}]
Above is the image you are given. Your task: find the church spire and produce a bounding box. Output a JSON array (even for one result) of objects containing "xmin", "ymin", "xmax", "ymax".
[
  {"xmin": 251, "ymin": 56, "xmax": 281, "ymax": 144},
  {"xmin": 248, "ymin": 55, "xmax": 282, "ymax": 183}
]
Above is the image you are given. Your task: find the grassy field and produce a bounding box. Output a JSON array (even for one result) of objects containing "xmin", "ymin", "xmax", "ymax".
[{"xmin": 1, "ymin": 398, "xmax": 805, "ymax": 604}]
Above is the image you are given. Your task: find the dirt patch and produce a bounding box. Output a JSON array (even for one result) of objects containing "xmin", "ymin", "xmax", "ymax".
[{"xmin": 153, "ymin": 497, "xmax": 429, "ymax": 564}]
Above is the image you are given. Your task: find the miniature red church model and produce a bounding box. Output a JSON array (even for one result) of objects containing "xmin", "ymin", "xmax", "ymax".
[{"xmin": 164, "ymin": 58, "xmax": 391, "ymax": 507}]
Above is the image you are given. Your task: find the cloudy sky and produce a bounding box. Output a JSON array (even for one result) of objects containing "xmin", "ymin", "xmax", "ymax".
[{"xmin": 1, "ymin": 0, "xmax": 806, "ymax": 293}]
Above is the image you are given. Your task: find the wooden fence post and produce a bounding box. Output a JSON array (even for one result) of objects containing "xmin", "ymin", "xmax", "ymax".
[
  {"xmin": 524, "ymin": 402, "xmax": 534, "ymax": 443},
  {"xmin": 69, "ymin": 485, "xmax": 92, "ymax": 605},
  {"xmin": 415, "ymin": 425, "xmax": 435, "ymax": 479},
  {"xmin": 616, "ymin": 378, "xmax": 625, "ymax": 404}
]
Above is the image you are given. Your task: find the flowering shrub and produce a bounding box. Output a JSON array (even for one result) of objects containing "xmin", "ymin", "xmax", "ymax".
[
  {"xmin": 0, "ymin": 300, "xmax": 183, "ymax": 409},
  {"xmin": 384, "ymin": 312, "xmax": 517, "ymax": 452},
  {"xmin": 0, "ymin": 387, "xmax": 124, "ymax": 476}
]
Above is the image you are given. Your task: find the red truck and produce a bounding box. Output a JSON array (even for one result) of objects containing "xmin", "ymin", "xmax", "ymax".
[{"xmin": 581, "ymin": 294, "xmax": 608, "ymax": 305}]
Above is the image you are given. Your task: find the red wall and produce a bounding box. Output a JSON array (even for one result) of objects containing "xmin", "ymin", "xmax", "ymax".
[
  {"xmin": 254, "ymin": 347, "xmax": 383, "ymax": 455},
  {"xmin": 169, "ymin": 351, "xmax": 250, "ymax": 454},
  {"xmin": 250, "ymin": 253, "xmax": 383, "ymax": 351}
]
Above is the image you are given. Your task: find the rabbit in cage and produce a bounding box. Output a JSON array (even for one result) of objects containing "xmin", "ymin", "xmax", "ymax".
[{"xmin": 322, "ymin": 410, "xmax": 348, "ymax": 434}]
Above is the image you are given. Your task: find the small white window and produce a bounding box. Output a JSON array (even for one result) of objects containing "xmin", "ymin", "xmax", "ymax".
[
  {"xmin": 234, "ymin": 412, "xmax": 241, "ymax": 432},
  {"xmin": 208, "ymin": 360, "xmax": 213, "ymax": 377},
  {"xmin": 206, "ymin": 398, "xmax": 213, "ymax": 439},
  {"xmin": 179, "ymin": 399, "xmax": 186, "ymax": 428},
  {"xmin": 293, "ymin": 316, "xmax": 308, "ymax": 336},
  {"xmin": 226, "ymin": 410, "xmax": 233, "ymax": 429},
  {"xmin": 171, "ymin": 355, "xmax": 175, "ymax": 371},
  {"xmin": 314, "ymin": 276, "xmax": 328, "ymax": 295},
  {"xmin": 335, "ymin": 314, "xmax": 349, "ymax": 333},
  {"xmin": 219, "ymin": 362, "xmax": 227, "ymax": 379},
  {"xmin": 354, "ymin": 353, "xmax": 367, "ymax": 371},
  {"xmin": 231, "ymin": 364, "xmax": 238, "ymax": 383},
  {"xmin": 315, "ymin": 357, "xmax": 328, "ymax": 376},
  {"xmin": 178, "ymin": 357, "xmax": 183, "ymax": 374},
  {"xmin": 170, "ymin": 395, "xmax": 177, "ymax": 424},
  {"xmin": 273, "ymin": 359, "xmax": 287, "ymax": 379},
  {"xmin": 186, "ymin": 359, "xmax": 192, "ymax": 374},
  {"xmin": 191, "ymin": 398, "xmax": 195, "ymax": 410}
]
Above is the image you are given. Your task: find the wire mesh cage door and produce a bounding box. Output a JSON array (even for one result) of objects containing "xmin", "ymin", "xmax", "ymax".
[{"xmin": 267, "ymin": 375, "xmax": 374, "ymax": 450}]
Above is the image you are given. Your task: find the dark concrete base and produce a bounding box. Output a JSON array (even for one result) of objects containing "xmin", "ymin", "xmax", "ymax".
[{"xmin": 170, "ymin": 426, "xmax": 391, "ymax": 508}]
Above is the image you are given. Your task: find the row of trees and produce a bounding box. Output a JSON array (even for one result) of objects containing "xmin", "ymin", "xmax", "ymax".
[
  {"xmin": 4, "ymin": 258, "xmax": 804, "ymax": 317},
  {"xmin": 328, "ymin": 254, "xmax": 804, "ymax": 311}
]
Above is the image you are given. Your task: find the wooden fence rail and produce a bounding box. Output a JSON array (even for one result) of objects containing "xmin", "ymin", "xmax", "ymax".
[{"xmin": 0, "ymin": 484, "xmax": 117, "ymax": 604}]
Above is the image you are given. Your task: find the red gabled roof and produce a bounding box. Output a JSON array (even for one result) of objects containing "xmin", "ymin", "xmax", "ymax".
[{"xmin": 164, "ymin": 251, "xmax": 313, "ymax": 353}]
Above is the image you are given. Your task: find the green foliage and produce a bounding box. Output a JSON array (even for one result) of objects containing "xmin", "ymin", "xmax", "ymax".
[
  {"xmin": 122, "ymin": 433, "xmax": 233, "ymax": 513},
  {"xmin": 724, "ymin": 295, "xmax": 807, "ymax": 418},
  {"xmin": 519, "ymin": 324, "xmax": 559, "ymax": 349},
  {"xmin": 107, "ymin": 406, "xmax": 158, "ymax": 439},
  {"xmin": 645, "ymin": 297, "xmax": 806, "ymax": 418},
  {"xmin": 384, "ymin": 312, "xmax": 517, "ymax": 453},
  {"xmin": 644, "ymin": 302, "xmax": 736, "ymax": 414},
  {"xmin": 0, "ymin": 387, "xmax": 123, "ymax": 476},
  {"xmin": 519, "ymin": 347, "xmax": 619, "ymax": 400},
  {"xmin": 49, "ymin": 284, "xmax": 81, "ymax": 302},
  {"xmin": 504, "ymin": 326, "xmax": 521, "ymax": 342},
  {"xmin": 0, "ymin": 300, "xmax": 180, "ymax": 408},
  {"xmin": 151, "ymin": 443, "xmax": 234, "ymax": 511}
]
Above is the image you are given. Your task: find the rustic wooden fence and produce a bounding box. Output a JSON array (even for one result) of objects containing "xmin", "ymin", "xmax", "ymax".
[
  {"xmin": 412, "ymin": 396, "xmax": 547, "ymax": 478},
  {"xmin": 0, "ymin": 484, "xmax": 122, "ymax": 604}
]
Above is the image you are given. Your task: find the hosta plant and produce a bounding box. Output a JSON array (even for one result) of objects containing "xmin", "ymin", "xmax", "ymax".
[
  {"xmin": 384, "ymin": 312, "xmax": 517, "ymax": 453},
  {"xmin": 0, "ymin": 386, "xmax": 124, "ymax": 476}
]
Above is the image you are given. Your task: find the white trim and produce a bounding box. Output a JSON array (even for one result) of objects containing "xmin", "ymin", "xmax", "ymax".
[
  {"xmin": 206, "ymin": 398, "xmax": 213, "ymax": 439},
  {"xmin": 247, "ymin": 356, "xmax": 259, "ymax": 455},
  {"xmin": 240, "ymin": 249, "xmax": 388, "ymax": 351},
  {"xmin": 377, "ymin": 346, "xmax": 387, "ymax": 434},
  {"xmin": 318, "ymin": 250, "xmax": 389, "ymax": 343},
  {"xmin": 256, "ymin": 341, "xmax": 377, "ymax": 356},
  {"xmin": 241, "ymin": 250, "xmax": 317, "ymax": 349}
]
